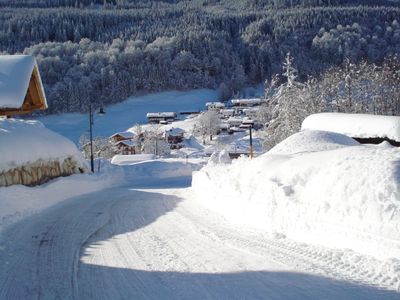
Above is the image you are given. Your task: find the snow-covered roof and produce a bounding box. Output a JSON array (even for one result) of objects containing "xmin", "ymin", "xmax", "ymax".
[
  {"xmin": 115, "ymin": 140, "xmax": 138, "ymax": 147},
  {"xmin": 220, "ymin": 109, "xmax": 235, "ymax": 114},
  {"xmin": 219, "ymin": 123, "xmax": 230, "ymax": 129},
  {"xmin": 231, "ymin": 98, "xmax": 264, "ymax": 105},
  {"xmin": 0, "ymin": 55, "xmax": 47, "ymax": 109},
  {"xmin": 110, "ymin": 131, "xmax": 136, "ymax": 139},
  {"xmin": 166, "ymin": 127, "xmax": 185, "ymax": 136},
  {"xmin": 242, "ymin": 118, "xmax": 254, "ymax": 124},
  {"xmin": 146, "ymin": 112, "xmax": 177, "ymax": 118},
  {"xmin": 205, "ymin": 102, "xmax": 225, "ymax": 108},
  {"xmin": 227, "ymin": 117, "xmax": 243, "ymax": 125},
  {"xmin": 302, "ymin": 113, "xmax": 400, "ymax": 142}
]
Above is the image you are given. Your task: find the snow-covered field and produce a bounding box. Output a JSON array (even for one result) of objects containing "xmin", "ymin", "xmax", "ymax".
[
  {"xmin": 192, "ymin": 130, "xmax": 400, "ymax": 262},
  {"xmin": 39, "ymin": 89, "xmax": 218, "ymax": 143}
]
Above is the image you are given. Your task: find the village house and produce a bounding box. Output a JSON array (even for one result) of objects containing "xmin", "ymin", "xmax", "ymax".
[
  {"xmin": 114, "ymin": 140, "xmax": 139, "ymax": 155},
  {"xmin": 164, "ymin": 127, "xmax": 185, "ymax": 149},
  {"xmin": 220, "ymin": 109, "xmax": 235, "ymax": 118},
  {"xmin": 239, "ymin": 118, "xmax": 255, "ymax": 129},
  {"xmin": 227, "ymin": 116, "xmax": 244, "ymax": 127},
  {"xmin": 243, "ymin": 108, "xmax": 259, "ymax": 118},
  {"xmin": 0, "ymin": 55, "xmax": 47, "ymax": 117},
  {"xmin": 205, "ymin": 102, "xmax": 225, "ymax": 111},
  {"xmin": 110, "ymin": 131, "xmax": 136, "ymax": 143},
  {"xmin": 146, "ymin": 112, "xmax": 177, "ymax": 124}
]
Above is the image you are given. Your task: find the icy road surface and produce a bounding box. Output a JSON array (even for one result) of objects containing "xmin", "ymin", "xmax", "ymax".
[{"xmin": 0, "ymin": 178, "xmax": 399, "ymax": 299}]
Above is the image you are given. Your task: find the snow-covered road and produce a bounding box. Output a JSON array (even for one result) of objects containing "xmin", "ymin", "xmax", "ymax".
[{"xmin": 0, "ymin": 177, "xmax": 399, "ymax": 299}]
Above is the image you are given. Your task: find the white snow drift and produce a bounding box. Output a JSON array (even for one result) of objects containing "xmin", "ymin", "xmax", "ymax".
[
  {"xmin": 192, "ymin": 130, "xmax": 400, "ymax": 260},
  {"xmin": 0, "ymin": 118, "xmax": 86, "ymax": 172}
]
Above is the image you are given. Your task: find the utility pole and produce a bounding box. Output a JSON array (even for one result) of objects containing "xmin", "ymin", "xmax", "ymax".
[
  {"xmin": 88, "ymin": 104, "xmax": 105, "ymax": 173},
  {"xmin": 89, "ymin": 104, "xmax": 94, "ymax": 172},
  {"xmin": 249, "ymin": 126, "xmax": 254, "ymax": 159}
]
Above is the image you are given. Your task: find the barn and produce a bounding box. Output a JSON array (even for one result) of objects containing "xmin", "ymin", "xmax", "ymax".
[
  {"xmin": 146, "ymin": 112, "xmax": 177, "ymax": 124},
  {"xmin": 0, "ymin": 55, "xmax": 47, "ymax": 117}
]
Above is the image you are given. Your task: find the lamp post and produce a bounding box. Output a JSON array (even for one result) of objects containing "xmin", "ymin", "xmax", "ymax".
[
  {"xmin": 249, "ymin": 126, "xmax": 254, "ymax": 159},
  {"xmin": 89, "ymin": 104, "xmax": 105, "ymax": 173}
]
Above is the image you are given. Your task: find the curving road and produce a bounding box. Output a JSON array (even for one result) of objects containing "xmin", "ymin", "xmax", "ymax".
[{"xmin": 0, "ymin": 178, "xmax": 399, "ymax": 299}]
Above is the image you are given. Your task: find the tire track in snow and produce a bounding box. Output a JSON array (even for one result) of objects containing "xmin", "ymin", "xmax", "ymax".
[{"xmin": 177, "ymin": 190, "xmax": 400, "ymax": 292}]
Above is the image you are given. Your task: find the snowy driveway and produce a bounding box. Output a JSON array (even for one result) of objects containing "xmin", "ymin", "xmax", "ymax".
[{"xmin": 0, "ymin": 178, "xmax": 399, "ymax": 299}]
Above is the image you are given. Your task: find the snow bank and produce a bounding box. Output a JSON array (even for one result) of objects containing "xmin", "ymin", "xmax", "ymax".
[
  {"xmin": 111, "ymin": 154, "xmax": 156, "ymax": 165},
  {"xmin": 192, "ymin": 130, "xmax": 400, "ymax": 260},
  {"xmin": 302, "ymin": 113, "xmax": 400, "ymax": 142},
  {"xmin": 115, "ymin": 157, "xmax": 205, "ymax": 181},
  {"xmin": 269, "ymin": 130, "xmax": 359, "ymax": 155},
  {"xmin": 0, "ymin": 118, "xmax": 86, "ymax": 172}
]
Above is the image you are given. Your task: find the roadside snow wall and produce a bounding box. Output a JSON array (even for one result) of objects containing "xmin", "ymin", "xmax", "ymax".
[
  {"xmin": 192, "ymin": 130, "xmax": 400, "ymax": 260},
  {"xmin": 0, "ymin": 118, "xmax": 88, "ymax": 187}
]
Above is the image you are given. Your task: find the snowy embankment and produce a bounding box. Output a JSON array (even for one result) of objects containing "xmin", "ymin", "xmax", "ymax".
[
  {"xmin": 0, "ymin": 119, "xmax": 123, "ymax": 230},
  {"xmin": 192, "ymin": 130, "xmax": 400, "ymax": 260},
  {"xmin": 0, "ymin": 118, "xmax": 86, "ymax": 173},
  {"xmin": 0, "ymin": 119, "xmax": 89, "ymax": 187}
]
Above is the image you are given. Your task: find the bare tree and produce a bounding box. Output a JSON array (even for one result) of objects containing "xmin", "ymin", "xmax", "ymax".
[{"xmin": 142, "ymin": 126, "xmax": 170, "ymax": 157}]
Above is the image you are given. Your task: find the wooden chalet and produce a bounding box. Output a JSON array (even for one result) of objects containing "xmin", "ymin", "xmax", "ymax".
[
  {"xmin": 165, "ymin": 127, "xmax": 185, "ymax": 144},
  {"xmin": 205, "ymin": 102, "xmax": 225, "ymax": 110},
  {"xmin": 114, "ymin": 140, "xmax": 139, "ymax": 155},
  {"xmin": 110, "ymin": 131, "xmax": 136, "ymax": 143},
  {"xmin": 0, "ymin": 55, "xmax": 47, "ymax": 117}
]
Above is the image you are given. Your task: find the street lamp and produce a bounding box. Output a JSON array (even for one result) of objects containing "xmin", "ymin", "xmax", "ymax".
[
  {"xmin": 249, "ymin": 125, "xmax": 254, "ymax": 159},
  {"xmin": 89, "ymin": 104, "xmax": 106, "ymax": 173}
]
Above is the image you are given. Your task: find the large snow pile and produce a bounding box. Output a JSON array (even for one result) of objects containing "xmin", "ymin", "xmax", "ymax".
[
  {"xmin": 192, "ymin": 130, "xmax": 400, "ymax": 260},
  {"xmin": 302, "ymin": 113, "xmax": 400, "ymax": 141},
  {"xmin": 113, "ymin": 156, "xmax": 205, "ymax": 181},
  {"xmin": 268, "ymin": 130, "xmax": 360, "ymax": 154},
  {"xmin": 111, "ymin": 154, "xmax": 156, "ymax": 165},
  {"xmin": 0, "ymin": 118, "xmax": 86, "ymax": 172}
]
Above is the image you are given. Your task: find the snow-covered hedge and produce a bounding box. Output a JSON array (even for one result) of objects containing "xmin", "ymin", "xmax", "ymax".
[
  {"xmin": 192, "ymin": 130, "xmax": 400, "ymax": 260},
  {"xmin": 0, "ymin": 119, "xmax": 88, "ymax": 186}
]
